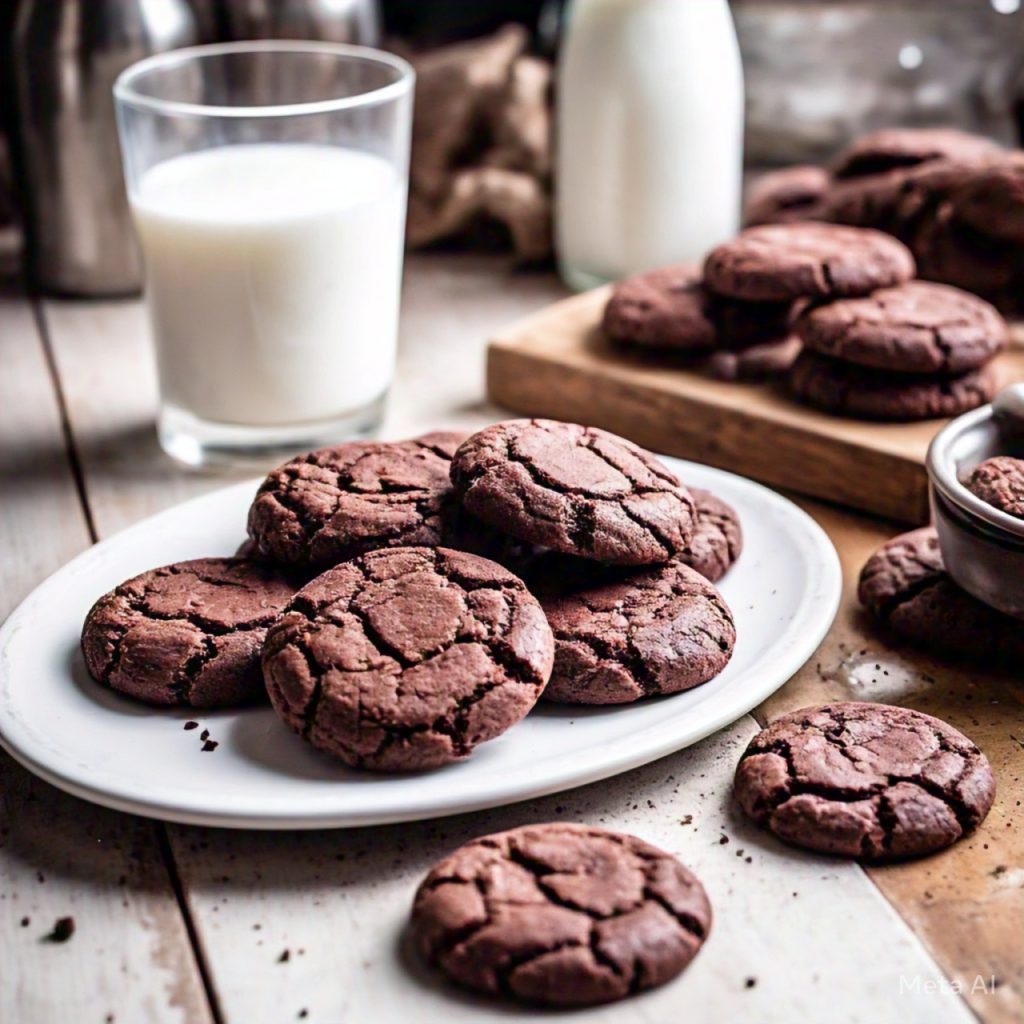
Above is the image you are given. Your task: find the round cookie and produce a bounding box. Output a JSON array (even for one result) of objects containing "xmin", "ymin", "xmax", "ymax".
[
  {"xmin": 602, "ymin": 265, "xmax": 717, "ymax": 351},
  {"xmin": 703, "ymin": 223, "xmax": 915, "ymax": 303},
  {"xmin": 82, "ymin": 558, "xmax": 299, "ymax": 708},
  {"xmin": 262, "ymin": 546, "xmax": 553, "ymax": 771},
  {"xmin": 858, "ymin": 527, "xmax": 1024, "ymax": 665},
  {"xmin": 704, "ymin": 335, "xmax": 802, "ymax": 383},
  {"xmin": 449, "ymin": 420, "xmax": 696, "ymax": 566},
  {"xmin": 531, "ymin": 557, "xmax": 735, "ymax": 705},
  {"xmin": 831, "ymin": 127, "xmax": 1002, "ymax": 180},
  {"xmin": 951, "ymin": 154, "xmax": 1024, "ymax": 244},
  {"xmin": 246, "ymin": 431, "xmax": 464, "ymax": 570},
  {"xmin": 789, "ymin": 351, "xmax": 996, "ymax": 421},
  {"xmin": 734, "ymin": 702, "xmax": 995, "ymax": 862},
  {"xmin": 794, "ymin": 281, "xmax": 1007, "ymax": 374},
  {"xmin": 964, "ymin": 456, "xmax": 1024, "ymax": 519},
  {"xmin": 744, "ymin": 164, "xmax": 831, "ymax": 226},
  {"xmin": 411, "ymin": 822, "xmax": 711, "ymax": 1007},
  {"xmin": 680, "ymin": 488, "xmax": 743, "ymax": 581}
]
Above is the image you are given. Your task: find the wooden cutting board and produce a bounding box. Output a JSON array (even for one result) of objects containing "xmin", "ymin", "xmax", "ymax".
[{"xmin": 487, "ymin": 285, "xmax": 1024, "ymax": 523}]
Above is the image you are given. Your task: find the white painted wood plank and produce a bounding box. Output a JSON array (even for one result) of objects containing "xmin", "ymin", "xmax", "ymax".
[
  {"xmin": 167, "ymin": 718, "xmax": 973, "ymax": 1024},
  {"xmin": 0, "ymin": 295, "xmax": 212, "ymax": 1024}
]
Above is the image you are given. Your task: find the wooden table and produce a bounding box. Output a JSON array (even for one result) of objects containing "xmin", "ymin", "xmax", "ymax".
[{"xmin": 1, "ymin": 255, "xmax": 1020, "ymax": 1024}]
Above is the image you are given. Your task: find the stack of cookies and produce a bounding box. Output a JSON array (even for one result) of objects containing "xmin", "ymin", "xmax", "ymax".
[{"xmin": 81, "ymin": 418, "xmax": 742, "ymax": 773}]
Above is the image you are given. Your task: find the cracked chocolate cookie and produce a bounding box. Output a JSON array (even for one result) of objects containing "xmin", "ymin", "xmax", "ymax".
[
  {"xmin": 858, "ymin": 527, "xmax": 1024, "ymax": 665},
  {"xmin": 450, "ymin": 420, "xmax": 696, "ymax": 566},
  {"xmin": 704, "ymin": 336, "xmax": 802, "ymax": 383},
  {"xmin": 680, "ymin": 488, "xmax": 743, "ymax": 582},
  {"xmin": 411, "ymin": 822, "xmax": 711, "ymax": 1006},
  {"xmin": 734, "ymin": 702, "xmax": 995, "ymax": 861},
  {"xmin": 744, "ymin": 164, "xmax": 831, "ymax": 226},
  {"xmin": 703, "ymin": 223, "xmax": 915, "ymax": 303},
  {"xmin": 602, "ymin": 265, "xmax": 717, "ymax": 351},
  {"xmin": 830, "ymin": 127, "xmax": 1002, "ymax": 180},
  {"xmin": 789, "ymin": 351, "xmax": 996, "ymax": 421},
  {"xmin": 81, "ymin": 558, "xmax": 300, "ymax": 707},
  {"xmin": 246, "ymin": 432, "xmax": 464, "ymax": 570},
  {"xmin": 794, "ymin": 281, "xmax": 1006, "ymax": 374},
  {"xmin": 964, "ymin": 456, "xmax": 1024, "ymax": 519},
  {"xmin": 532, "ymin": 557, "xmax": 735, "ymax": 705},
  {"xmin": 262, "ymin": 547, "xmax": 553, "ymax": 771}
]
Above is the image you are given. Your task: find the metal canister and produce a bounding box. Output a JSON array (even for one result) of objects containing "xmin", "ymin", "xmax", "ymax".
[{"xmin": 12, "ymin": 0, "xmax": 202, "ymax": 296}]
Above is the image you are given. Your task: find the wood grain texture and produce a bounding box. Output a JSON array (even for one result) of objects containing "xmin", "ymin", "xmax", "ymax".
[
  {"xmin": 0, "ymin": 295, "xmax": 212, "ymax": 1024},
  {"xmin": 486, "ymin": 286, "xmax": 1024, "ymax": 524},
  {"xmin": 758, "ymin": 498, "xmax": 1024, "ymax": 1024}
]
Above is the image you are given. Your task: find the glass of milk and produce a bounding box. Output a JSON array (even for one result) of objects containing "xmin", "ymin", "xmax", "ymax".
[{"xmin": 113, "ymin": 42, "xmax": 413, "ymax": 466}]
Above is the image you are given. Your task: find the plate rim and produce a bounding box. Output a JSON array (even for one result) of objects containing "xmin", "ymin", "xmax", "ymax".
[{"xmin": 0, "ymin": 461, "xmax": 841, "ymax": 829}]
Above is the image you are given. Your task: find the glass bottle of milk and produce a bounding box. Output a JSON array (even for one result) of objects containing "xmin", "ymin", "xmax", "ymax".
[{"xmin": 556, "ymin": 0, "xmax": 744, "ymax": 291}]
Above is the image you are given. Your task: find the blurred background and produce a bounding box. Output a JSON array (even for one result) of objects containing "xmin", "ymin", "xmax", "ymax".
[{"xmin": 3, "ymin": 0, "xmax": 1024, "ymax": 289}]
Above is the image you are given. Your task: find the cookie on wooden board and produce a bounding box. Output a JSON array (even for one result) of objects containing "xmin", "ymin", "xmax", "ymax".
[
  {"xmin": 411, "ymin": 822, "xmax": 711, "ymax": 1006},
  {"xmin": 734, "ymin": 701, "xmax": 995, "ymax": 862}
]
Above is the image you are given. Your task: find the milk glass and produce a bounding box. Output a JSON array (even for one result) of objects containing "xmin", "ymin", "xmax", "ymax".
[{"xmin": 114, "ymin": 42, "xmax": 414, "ymax": 466}]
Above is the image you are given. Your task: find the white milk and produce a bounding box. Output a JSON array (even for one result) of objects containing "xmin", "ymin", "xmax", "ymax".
[
  {"xmin": 132, "ymin": 144, "xmax": 405, "ymax": 426},
  {"xmin": 556, "ymin": 0, "xmax": 744, "ymax": 289}
]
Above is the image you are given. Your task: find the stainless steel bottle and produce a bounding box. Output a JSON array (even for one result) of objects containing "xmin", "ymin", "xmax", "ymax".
[
  {"xmin": 12, "ymin": 0, "xmax": 202, "ymax": 296},
  {"xmin": 221, "ymin": 0, "xmax": 381, "ymax": 46}
]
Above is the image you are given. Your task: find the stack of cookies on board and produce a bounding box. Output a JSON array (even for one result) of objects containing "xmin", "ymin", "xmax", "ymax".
[{"xmin": 81, "ymin": 419, "xmax": 741, "ymax": 772}]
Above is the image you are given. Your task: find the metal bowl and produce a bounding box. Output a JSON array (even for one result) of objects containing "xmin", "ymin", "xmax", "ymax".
[{"xmin": 926, "ymin": 384, "xmax": 1024, "ymax": 620}]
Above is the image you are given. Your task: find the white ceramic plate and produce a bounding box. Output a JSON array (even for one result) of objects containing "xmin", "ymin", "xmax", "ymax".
[{"xmin": 0, "ymin": 459, "xmax": 840, "ymax": 829}]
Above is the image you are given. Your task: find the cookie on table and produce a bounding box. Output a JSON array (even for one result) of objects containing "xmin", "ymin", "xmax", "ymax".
[
  {"xmin": 531, "ymin": 557, "xmax": 735, "ymax": 705},
  {"xmin": 411, "ymin": 822, "xmax": 711, "ymax": 1007},
  {"xmin": 262, "ymin": 547, "xmax": 553, "ymax": 771},
  {"xmin": 602, "ymin": 265, "xmax": 717, "ymax": 351},
  {"xmin": 680, "ymin": 488, "xmax": 743, "ymax": 582},
  {"xmin": 950, "ymin": 154, "xmax": 1024, "ymax": 244},
  {"xmin": 703, "ymin": 223, "xmax": 915, "ymax": 303},
  {"xmin": 794, "ymin": 281, "xmax": 1007, "ymax": 375},
  {"xmin": 789, "ymin": 351, "xmax": 996, "ymax": 421},
  {"xmin": 858, "ymin": 527, "xmax": 1024, "ymax": 664},
  {"xmin": 734, "ymin": 702, "xmax": 995, "ymax": 861},
  {"xmin": 450, "ymin": 420, "xmax": 696, "ymax": 566},
  {"xmin": 964, "ymin": 456, "xmax": 1024, "ymax": 519},
  {"xmin": 246, "ymin": 431, "xmax": 464, "ymax": 570},
  {"xmin": 830, "ymin": 127, "xmax": 1002, "ymax": 180},
  {"xmin": 744, "ymin": 164, "xmax": 831, "ymax": 226},
  {"xmin": 704, "ymin": 335, "xmax": 802, "ymax": 383},
  {"xmin": 82, "ymin": 558, "xmax": 299, "ymax": 708}
]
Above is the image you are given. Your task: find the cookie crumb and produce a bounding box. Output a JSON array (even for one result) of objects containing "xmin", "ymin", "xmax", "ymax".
[
  {"xmin": 200, "ymin": 729, "xmax": 210, "ymax": 741},
  {"xmin": 745, "ymin": 976, "xmax": 758, "ymax": 989},
  {"xmin": 278, "ymin": 949, "xmax": 290, "ymax": 963},
  {"xmin": 298, "ymin": 1011, "xmax": 308, "ymax": 1020},
  {"xmin": 43, "ymin": 916, "xmax": 75, "ymax": 943},
  {"xmin": 20, "ymin": 916, "xmax": 29, "ymax": 927},
  {"xmin": 184, "ymin": 721, "xmax": 199, "ymax": 731},
  {"xmin": 202, "ymin": 740, "xmax": 219, "ymax": 752}
]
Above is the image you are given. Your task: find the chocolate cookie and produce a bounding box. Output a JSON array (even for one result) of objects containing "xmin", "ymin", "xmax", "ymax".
[
  {"xmin": 964, "ymin": 456, "xmax": 1024, "ymax": 519},
  {"xmin": 794, "ymin": 281, "xmax": 1007, "ymax": 374},
  {"xmin": 262, "ymin": 547, "xmax": 553, "ymax": 771},
  {"xmin": 703, "ymin": 223, "xmax": 915, "ymax": 303},
  {"xmin": 450, "ymin": 420, "xmax": 696, "ymax": 566},
  {"xmin": 951, "ymin": 154, "xmax": 1024, "ymax": 243},
  {"xmin": 411, "ymin": 823, "xmax": 711, "ymax": 1006},
  {"xmin": 705, "ymin": 336, "xmax": 802, "ymax": 382},
  {"xmin": 734, "ymin": 702, "xmax": 995, "ymax": 861},
  {"xmin": 744, "ymin": 164, "xmax": 831, "ymax": 226},
  {"xmin": 82, "ymin": 558, "xmax": 299, "ymax": 708},
  {"xmin": 789, "ymin": 351, "xmax": 996, "ymax": 421},
  {"xmin": 680, "ymin": 488, "xmax": 743, "ymax": 581},
  {"xmin": 246, "ymin": 432, "xmax": 464, "ymax": 570},
  {"xmin": 531, "ymin": 557, "xmax": 735, "ymax": 705},
  {"xmin": 602, "ymin": 265, "xmax": 717, "ymax": 351},
  {"xmin": 831, "ymin": 127, "xmax": 1002, "ymax": 180},
  {"xmin": 707, "ymin": 294, "xmax": 795, "ymax": 349},
  {"xmin": 858, "ymin": 527, "xmax": 1024, "ymax": 664}
]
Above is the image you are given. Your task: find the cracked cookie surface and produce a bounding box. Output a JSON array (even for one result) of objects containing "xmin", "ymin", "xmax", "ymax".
[
  {"xmin": 411, "ymin": 822, "xmax": 711, "ymax": 1006},
  {"xmin": 858, "ymin": 527, "xmax": 1024, "ymax": 664},
  {"xmin": 531, "ymin": 557, "xmax": 735, "ymax": 705},
  {"xmin": 680, "ymin": 488, "xmax": 743, "ymax": 582},
  {"xmin": 795, "ymin": 281, "xmax": 1006, "ymax": 374},
  {"xmin": 246, "ymin": 432, "xmax": 464, "ymax": 570},
  {"xmin": 450, "ymin": 420, "xmax": 696, "ymax": 566},
  {"xmin": 262, "ymin": 546, "xmax": 553, "ymax": 771},
  {"xmin": 734, "ymin": 702, "xmax": 995, "ymax": 862},
  {"xmin": 703, "ymin": 223, "xmax": 915, "ymax": 302},
  {"xmin": 964, "ymin": 456, "xmax": 1024, "ymax": 519},
  {"xmin": 789, "ymin": 351, "xmax": 996, "ymax": 421},
  {"xmin": 81, "ymin": 558, "xmax": 300, "ymax": 707}
]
